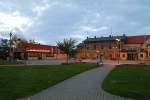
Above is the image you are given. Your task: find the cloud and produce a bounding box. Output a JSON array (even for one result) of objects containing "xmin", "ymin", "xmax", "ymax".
[
  {"xmin": 0, "ymin": 12, "xmax": 31, "ymax": 32},
  {"xmin": 32, "ymin": 3, "xmax": 50, "ymax": 16},
  {"xmin": 138, "ymin": 26, "xmax": 150, "ymax": 35},
  {"xmin": 0, "ymin": 0, "xmax": 150, "ymax": 45},
  {"xmin": 79, "ymin": 26, "xmax": 109, "ymax": 32}
]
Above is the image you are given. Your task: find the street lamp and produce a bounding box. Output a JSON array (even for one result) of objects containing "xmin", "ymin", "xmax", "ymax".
[
  {"xmin": 116, "ymin": 38, "xmax": 121, "ymax": 64},
  {"xmin": 9, "ymin": 31, "xmax": 14, "ymax": 61},
  {"xmin": 96, "ymin": 50, "xmax": 100, "ymax": 64},
  {"xmin": 9, "ymin": 29, "xmax": 17, "ymax": 61}
]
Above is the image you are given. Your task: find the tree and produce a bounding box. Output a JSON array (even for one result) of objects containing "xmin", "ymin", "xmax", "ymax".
[
  {"xmin": 57, "ymin": 38, "xmax": 76, "ymax": 64},
  {"xmin": 11, "ymin": 35, "xmax": 28, "ymax": 48},
  {"xmin": 0, "ymin": 39, "xmax": 9, "ymax": 60},
  {"xmin": 0, "ymin": 39, "xmax": 9, "ymax": 47},
  {"xmin": 29, "ymin": 39, "xmax": 36, "ymax": 44}
]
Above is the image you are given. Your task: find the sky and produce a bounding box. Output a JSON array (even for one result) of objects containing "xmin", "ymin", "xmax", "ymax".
[{"xmin": 0, "ymin": 0, "xmax": 150, "ymax": 45}]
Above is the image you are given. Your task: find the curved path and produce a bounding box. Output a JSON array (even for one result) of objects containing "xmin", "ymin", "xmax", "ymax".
[{"xmin": 21, "ymin": 65, "xmax": 130, "ymax": 100}]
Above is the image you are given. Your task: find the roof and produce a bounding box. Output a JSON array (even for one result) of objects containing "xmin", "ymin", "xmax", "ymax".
[
  {"xmin": 84, "ymin": 35, "xmax": 126, "ymax": 43},
  {"xmin": 77, "ymin": 43, "xmax": 84, "ymax": 48},
  {"xmin": 125, "ymin": 35, "xmax": 150, "ymax": 44},
  {"xmin": 15, "ymin": 43, "xmax": 58, "ymax": 52},
  {"xmin": 25, "ymin": 43, "xmax": 56, "ymax": 50}
]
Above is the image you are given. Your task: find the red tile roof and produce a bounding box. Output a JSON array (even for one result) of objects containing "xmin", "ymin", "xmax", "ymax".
[{"xmin": 125, "ymin": 35, "xmax": 150, "ymax": 44}]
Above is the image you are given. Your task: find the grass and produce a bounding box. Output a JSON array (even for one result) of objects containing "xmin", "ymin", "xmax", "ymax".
[
  {"xmin": 0, "ymin": 63, "xmax": 97, "ymax": 100},
  {"xmin": 0, "ymin": 60, "xmax": 16, "ymax": 65},
  {"xmin": 102, "ymin": 64, "xmax": 150, "ymax": 100}
]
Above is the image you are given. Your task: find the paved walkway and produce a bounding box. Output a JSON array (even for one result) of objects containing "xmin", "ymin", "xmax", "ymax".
[
  {"xmin": 26, "ymin": 60, "xmax": 65, "ymax": 65},
  {"xmin": 82, "ymin": 59, "xmax": 141, "ymax": 65},
  {"xmin": 21, "ymin": 65, "xmax": 130, "ymax": 100}
]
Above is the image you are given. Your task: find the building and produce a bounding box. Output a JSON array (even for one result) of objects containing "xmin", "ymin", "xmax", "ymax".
[
  {"xmin": 76, "ymin": 35, "xmax": 150, "ymax": 61},
  {"xmin": 122, "ymin": 35, "xmax": 150, "ymax": 60},
  {"xmin": 14, "ymin": 43, "xmax": 59, "ymax": 60}
]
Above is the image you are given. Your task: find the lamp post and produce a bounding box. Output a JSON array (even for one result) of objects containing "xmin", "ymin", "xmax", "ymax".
[
  {"xmin": 96, "ymin": 50, "xmax": 100, "ymax": 65},
  {"xmin": 9, "ymin": 31, "xmax": 13, "ymax": 61},
  {"xmin": 116, "ymin": 38, "xmax": 121, "ymax": 64}
]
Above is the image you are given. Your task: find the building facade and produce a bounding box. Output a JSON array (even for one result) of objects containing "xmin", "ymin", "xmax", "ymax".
[
  {"xmin": 76, "ymin": 35, "xmax": 150, "ymax": 61},
  {"xmin": 14, "ymin": 43, "xmax": 59, "ymax": 60}
]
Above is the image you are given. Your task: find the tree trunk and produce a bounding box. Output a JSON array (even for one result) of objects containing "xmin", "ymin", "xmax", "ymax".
[{"xmin": 66, "ymin": 54, "xmax": 69, "ymax": 64}]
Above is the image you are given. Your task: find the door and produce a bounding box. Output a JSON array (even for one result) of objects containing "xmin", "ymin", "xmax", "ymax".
[{"xmin": 128, "ymin": 53, "xmax": 137, "ymax": 60}]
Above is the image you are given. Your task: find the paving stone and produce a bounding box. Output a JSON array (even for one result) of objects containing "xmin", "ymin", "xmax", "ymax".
[{"xmin": 20, "ymin": 65, "xmax": 131, "ymax": 100}]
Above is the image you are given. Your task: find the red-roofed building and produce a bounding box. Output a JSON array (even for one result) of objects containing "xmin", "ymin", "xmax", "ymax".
[
  {"xmin": 76, "ymin": 34, "xmax": 150, "ymax": 61},
  {"xmin": 14, "ymin": 43, "xmax": 60, "ymax": 60},
  {"xmin": 121, "ymin": 35, "xmax": 150, "ymax": 60},
  {"xmin": 125, "ymin": 35, "xmax": 150, "ymax": 44}
]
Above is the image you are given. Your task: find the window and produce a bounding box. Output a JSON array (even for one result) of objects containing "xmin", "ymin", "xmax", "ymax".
[
  {"xmin": 122, "ymin": 54, "xmax": 125, "ymax": 58},
  {"xmin": 93, "ymin": 45, "xmax": 96, "ymax": 50},
  {"xmin": 109, "ymin": 42, "xmax": 112, "ymax": 49},
  {"xmin": 101, "ymin": 45, "xmax": 104, "ymax": 49},
  {"xmin": 140, "ymin": 54, "xmax": 143, "ymax": 58},
  {"xmin": 147, "ymin": 44, "xmax": 150, "ymax": 48},
  {"xmin": 28, "ymin": 53, "xmax": 39, "ymax": 57},
  {"xmin": 86, "ymin": 47, "xmax": 89, "ymax": 50},
  {"xmin": 85, "ymin": 44, "xmax": 89, "ymax": 50},
  {"xmin": 46, "ymin": 53, "xmax": 54, "ymax": 57}
]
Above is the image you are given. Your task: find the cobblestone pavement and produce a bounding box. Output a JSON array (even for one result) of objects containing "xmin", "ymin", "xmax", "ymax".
[{"xmin": 20, "ymin": 65, "xmax": 131, "ymax": 100}]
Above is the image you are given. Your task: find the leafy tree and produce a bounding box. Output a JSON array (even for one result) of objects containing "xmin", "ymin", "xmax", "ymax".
[
  {"xmin": 0, "ymin": 39, "xmax": 9, "ymax": 60},
  {"xmin": 0, "ymin": 39, "xmax": 9, "ymax": 47},
  {"xmin": 57, "ymin": 38, "xmax": 76, "ymax": 64},
  {"xmin": 29, "ymin": 40, "xmax": 36, "ymax": 44}
]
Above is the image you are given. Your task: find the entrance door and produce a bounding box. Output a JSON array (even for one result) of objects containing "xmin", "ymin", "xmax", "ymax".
[
  {"xmin": 127, "ymin": 53, "xmax": 137, "ymax": 60},
  {"xmin": 38, "ymin": 53, "xmax": 42, "ymax": 60}
]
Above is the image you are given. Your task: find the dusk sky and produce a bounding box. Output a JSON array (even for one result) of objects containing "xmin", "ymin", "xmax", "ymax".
[{"xmin": 0, "ymin": 0, "xmax": 149, "ymax": 45}]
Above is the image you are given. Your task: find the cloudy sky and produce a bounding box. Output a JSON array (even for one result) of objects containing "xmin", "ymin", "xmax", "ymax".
[{"xmin": 0, "ymin": 0, "xmax": 149, "ymax": 45}]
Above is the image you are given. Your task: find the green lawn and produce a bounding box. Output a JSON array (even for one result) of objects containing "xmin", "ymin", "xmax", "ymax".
[
  {"xmin": 102, "ymin": 64, "xmax": 150, "ymax": 100},
  {"xmin": 0, "ymin": 63, "xmax": 97, "ymax": 100},
  {"xmin": 0, "ymin": 60, "xmax": 16, "ymax": 65}
]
